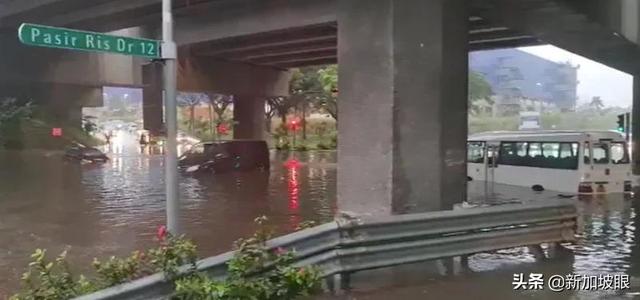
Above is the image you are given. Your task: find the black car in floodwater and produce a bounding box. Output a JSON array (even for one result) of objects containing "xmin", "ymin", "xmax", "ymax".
[
  {"xmin": 64, "ymin": 145, "xmax": 109, "ymax": 163},
  {"xmin": 179, "ymin": 140, "xmax": 270, "ymax": 174}
]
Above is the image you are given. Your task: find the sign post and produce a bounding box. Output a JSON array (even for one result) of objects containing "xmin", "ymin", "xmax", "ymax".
[{"xmin": 162, "ymin": 0, "xmax": 180, "ymax": 235}]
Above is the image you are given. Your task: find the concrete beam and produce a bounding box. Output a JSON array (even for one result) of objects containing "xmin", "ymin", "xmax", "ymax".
[
  {"xmin": 469, "ymin": 37, "xmax": 543, "ymax": 51},
  {"xmin": 275, "ymin": 57, "xmax": 337, "ymax": 68},
  {"xmin": 0, "ymin": 31, "xmax": 144, "ymax": 88},
  {"xmin": 177, "ymin": 55, "xmax": 291, "ymax": 96},
  {"xmin": 190, "ymin": 24, "xmax": 337, "ymax": 56},
  {"xmin": 44, "ymin": 0, "xmax": 159, "ymax": 28},
  {"xmin": 225, "ymin": 40, "xmax": 337, "ymax": 60},
  {"xmin": 176, "ymin": 0, "xmax": 337, "ymax": 46},
  {"xmin": 247, "ymin": 49, "xmax": 336, "ymax": 65}
]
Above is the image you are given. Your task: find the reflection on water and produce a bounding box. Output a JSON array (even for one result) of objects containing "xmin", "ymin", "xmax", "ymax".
[
  {"xmin": 0, "ymin": 134, "xmax": 336, "ymax": 297},
  {"xmin": 0, "ymin": 134, "xmax": 638, "ymax": 299}
]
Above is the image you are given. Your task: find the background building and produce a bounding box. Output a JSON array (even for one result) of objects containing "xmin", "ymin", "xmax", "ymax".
[{"xmin": 470, "ymin": 49, "xmax": 579, "ymax": 114}]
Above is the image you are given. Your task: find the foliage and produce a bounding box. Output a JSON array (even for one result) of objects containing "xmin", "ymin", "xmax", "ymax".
[
  {"xmin": 317, "ymin": 66, "xmax": 338, "ymax": 120},
  {"xmin": 92, "ymin": 252, "xmax": 146, "ymax": 287},
  {"xmin": 0, "ymin": 98, "xmax": 33, "ymax": 149},
  {"xmin": 0, "ymin": 98, "xmax": 33, "ymax": 127},
  {"xmin": 294, "ymin": 143, "xmax": 308, "ymax": 151},
  {"xmin": 173, "ymin": 217, "xmax": 321, "ymax": 300},
  {"xmin": 11, "ymin": 231, "xmax": 197, "ymax": 300},
  {"xmin": 10, "ymin": 249, "xmax": 97, "ymax": 300},
  {"xmin": 13, "ymin": 220, "xmax": 321, "ymax": 300},
  {"xmin": 178, "ymin": 92, "xmax": 208, "ymax": 133}
]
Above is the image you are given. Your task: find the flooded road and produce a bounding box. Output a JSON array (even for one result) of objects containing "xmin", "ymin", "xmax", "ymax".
[
  {"xmin": 0, "ymin": 133, "xmax": 336, "ymax": 297},
  {"xmin": 0, "ymin": 132, "xmax": 638, "ymax": 299}
]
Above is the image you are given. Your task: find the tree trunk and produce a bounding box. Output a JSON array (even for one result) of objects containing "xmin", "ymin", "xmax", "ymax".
[
  {"xmin": 208, "ymin": 103, "xmax": 214, "ymax": 134},
  {"xmin": 189, "ymin": 105, "xmax": 195, "ymax": 133},
  {"xmin": 302, "ymin": 101, "xmax": 307, "ymax": 140},
  {"xmin": 265, "ymin": 117, "xmax": 272, "ymax": 133}
]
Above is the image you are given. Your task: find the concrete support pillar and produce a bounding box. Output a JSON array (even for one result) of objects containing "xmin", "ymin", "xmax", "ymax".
[
  {"xmin": 633, "ymin": 76, "xmax": 640, "ymax": 175},
  {"xmin": 143, "ymin": 63, "xmax": 165, "ymax": 135},
  {"xmin": 337, "ymin": 0, "xmax": 468, "ymax": 215},
  {"xmin": 233, "ymin": 95, "xmax": 265, "ymax": 140}
]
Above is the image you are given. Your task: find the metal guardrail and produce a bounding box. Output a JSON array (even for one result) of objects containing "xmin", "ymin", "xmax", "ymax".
[{"xmin": 75, "ymin": 199, "xmax": 577, "ymax": 300}]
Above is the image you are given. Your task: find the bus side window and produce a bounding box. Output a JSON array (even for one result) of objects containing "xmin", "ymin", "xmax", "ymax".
[
  {"xmin": 592, "ymin": 143, "xmax": 609, "ymax": 164},
  {"xmin": 583, "ymin": 142, "xmax": 591, "ymax": 164}
]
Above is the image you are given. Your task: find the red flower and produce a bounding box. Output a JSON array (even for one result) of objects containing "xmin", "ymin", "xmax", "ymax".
[
  {"xmin": 216, "ymin": 123, "xmax": 229, "ymax": 135},
  {"xmin": 157, "ymin": 225, "xmax": 168, "ymax": 241},
  {"xmin": 274, "ymin": 247, "xmax": 286, "ymax": 255},
  {"xmin": 297, "ymin": 267, "xmax": 306, "ymax": 275},
  {"xmin": 287, "ymin": 118, "xmax": 302, "ymax": 132}
]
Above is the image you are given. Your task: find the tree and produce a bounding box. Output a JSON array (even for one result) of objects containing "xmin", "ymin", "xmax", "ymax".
[
  {"xmin": 589, "ymin": 96, "xmax": 605, "ymax": 113},
  {"xmin": 0, "ymin": 98, "xmax": 32, "ymax": 127},
  {"xmin": 468, "ymin": 71, "xmax": 493, "ymax": 114},
  {"xmin": 206, "ymin": 94, "xmax": 233, "ymax": 123},
  {"xmin": 317, "ymin": 65, "xmax": 338, "ymax": 121},
  {"xmin": 177, "ymin": 92, "xmax": 206, "ymax": 133},
  {"xmin": 0, "ymin": 97, "xmax": 33, "ymax": 149}
]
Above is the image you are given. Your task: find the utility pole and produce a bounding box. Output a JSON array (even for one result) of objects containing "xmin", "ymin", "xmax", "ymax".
[
  {"xmin": 626, "ymin": 112, "xmax": 631, "ymax": 143},
  {"xmin": 162, "ymin": 0, "xmax": 179, "ymax": 234}
]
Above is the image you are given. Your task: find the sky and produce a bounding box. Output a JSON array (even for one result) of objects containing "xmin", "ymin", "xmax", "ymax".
[{"xmin": 518, "ymin": 45, "xmax": 632, "ymax": 108}]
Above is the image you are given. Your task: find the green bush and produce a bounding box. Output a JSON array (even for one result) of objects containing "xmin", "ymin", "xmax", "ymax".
[
  {"xmin": 12, "ymin": 219, "xmax": 321, "ymax": 300},
  {"xmin": 316, "ymin": 142, "xmax": 330, "ymax": 150},
  {"xmin": 294, "ymin": 143, "xmax": 308, "ymax": 151},
  {"xmin": 173, "ymin": 217, "xmax": 321, "ymax": 300}
]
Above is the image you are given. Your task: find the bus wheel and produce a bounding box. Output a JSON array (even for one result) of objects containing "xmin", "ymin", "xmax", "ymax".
[
  {"xmin": 532, "ymin": 185, "xmax": 545, "ymax": 192},
  {"xmin": 467, "ymin": 176, "xmax": 473, "ymax": 182}
]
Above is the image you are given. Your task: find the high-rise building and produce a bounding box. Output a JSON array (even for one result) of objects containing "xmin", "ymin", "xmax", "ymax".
[{"xmin": 470, "ymin": 49, "xmax": 579, "ymax": 112}]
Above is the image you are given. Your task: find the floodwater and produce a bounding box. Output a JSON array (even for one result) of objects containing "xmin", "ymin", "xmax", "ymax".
[{"xmin": 0, "ymin": 131, "xmax": 638, "ymax": 299}]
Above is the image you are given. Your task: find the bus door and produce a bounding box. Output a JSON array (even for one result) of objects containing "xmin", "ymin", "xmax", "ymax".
[
  {"xmin": 484, "ymin": 144, "xmax": 499, "ymax": 194},
  {"xmin": 590, "ymin": 140, "xmax": 612, "ymax": 193}
]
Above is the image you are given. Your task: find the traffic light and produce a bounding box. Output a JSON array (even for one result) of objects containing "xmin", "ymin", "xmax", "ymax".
[{"xmin": 617, "ymin": 114, "xmax": 625, "ymax": 132}]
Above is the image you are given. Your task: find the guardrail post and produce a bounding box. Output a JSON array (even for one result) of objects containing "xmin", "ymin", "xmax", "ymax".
[
  {"xmin": 460, "ymin": 255, "xmax": 470, "ymax": 273},
  {"xmin": 339, "ymin": 272, "xmax": 352, "ymax": 290},
  {"xmin": 528, "ymin": 244, "xmax": 547, "ymax": 261}
]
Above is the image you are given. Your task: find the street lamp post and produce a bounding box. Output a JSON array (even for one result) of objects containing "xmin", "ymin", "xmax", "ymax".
[{"xmin": 162, "ymin": 0, "xmax": 179, "ymax": 234}]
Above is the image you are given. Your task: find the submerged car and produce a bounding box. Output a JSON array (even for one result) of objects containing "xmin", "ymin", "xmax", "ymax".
[
  {"xmin": 179, "ymin": 140, "xmax": 269, "ymax": 174},
  {"xmin": 64, "ymin": 146, "xmax": 109, "ymax": 163}
]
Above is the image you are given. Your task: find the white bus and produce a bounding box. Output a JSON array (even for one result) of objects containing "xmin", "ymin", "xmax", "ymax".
[{"xmin": 467, "ymin": 130, "xmax": 632, "ymax": 195}]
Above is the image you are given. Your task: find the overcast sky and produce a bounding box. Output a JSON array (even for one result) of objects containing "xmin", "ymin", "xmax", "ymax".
[{"xmin": 518, "ymin": 45, "xmax": 632, "ymax": 108}]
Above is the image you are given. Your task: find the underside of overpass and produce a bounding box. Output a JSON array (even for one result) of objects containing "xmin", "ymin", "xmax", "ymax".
[{"xmin": 2, "ymin": 0, "xmax": 640, "ymax": 214}]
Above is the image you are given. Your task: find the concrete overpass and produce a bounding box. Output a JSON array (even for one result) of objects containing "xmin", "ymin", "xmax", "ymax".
[{"xmin": 2, "ymin": 0, "xmax": 640, "ymax": 215}]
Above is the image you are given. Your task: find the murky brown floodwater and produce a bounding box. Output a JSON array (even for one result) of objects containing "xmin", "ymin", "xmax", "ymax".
[{"xmin": 0, "ymin": 132, "xmax": 638, "ymax": 299}]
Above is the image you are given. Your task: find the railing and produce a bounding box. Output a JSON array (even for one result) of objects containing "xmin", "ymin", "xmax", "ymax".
[{"xmin": 75, "ymin": 199, "xmax": 577, "ymax": 300}]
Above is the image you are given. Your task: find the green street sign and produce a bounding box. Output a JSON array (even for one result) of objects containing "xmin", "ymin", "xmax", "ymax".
[{"xmin": 18, "ymin": 23, "xmax": 161, "ymax": 58}]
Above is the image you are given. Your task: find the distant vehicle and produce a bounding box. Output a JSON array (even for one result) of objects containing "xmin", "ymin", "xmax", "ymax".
[
  {"xmin": 179, "ymin": 140, "xmax": 269, "ymax": 174},
  {"xmin": 468, "ymin": 130, "xmax": 632, "ymax": 195},
  {"xmin": 64, "ymin": 145, "xmax": 109, "ymax": 163},
  {"xmin": 518, "ymin": 111, "xmax": 541, "ymax": 130}
]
